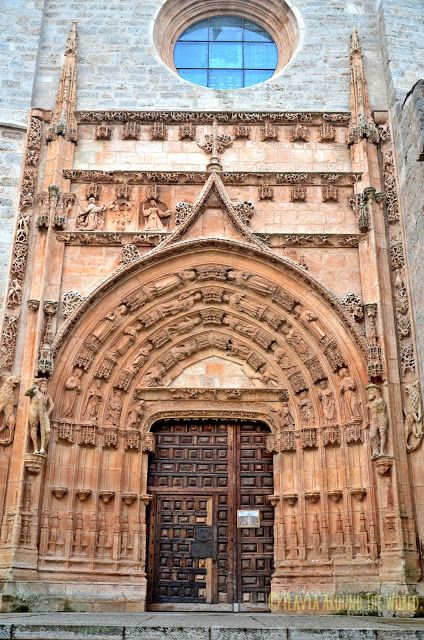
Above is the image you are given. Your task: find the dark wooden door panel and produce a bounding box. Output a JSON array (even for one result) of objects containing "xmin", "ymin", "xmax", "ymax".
[
  {"xmin": 238, "ymin": 424, "xmax": 274, "ymax": 606},
  {"xmin": 147, "ymin": 420, "xmax": 273, "ymax": 607}
]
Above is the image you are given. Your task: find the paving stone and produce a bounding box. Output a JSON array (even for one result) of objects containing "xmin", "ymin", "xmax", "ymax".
[
  {"xmin": 211, "ymin": 629, "xmax": 286, "ymax": 640},
  {"xmin": 125, "ymin": 627, "xmax": 210, "ymax": 640},
  {"xmin": 12, "ymin": 625, "xmax": 123, "ymax": 640}
]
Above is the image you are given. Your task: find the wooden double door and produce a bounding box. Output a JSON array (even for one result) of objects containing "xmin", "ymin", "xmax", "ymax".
[{"xmin": 147, "ymin": 420, "xmax": 274, "ymax": 610}]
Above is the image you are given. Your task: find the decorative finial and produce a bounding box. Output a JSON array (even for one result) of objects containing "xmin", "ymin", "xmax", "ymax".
[
  {"xmin": 347, "ymin": 28, "xmax": 379, "ymax": 146},
  {"xmin": 198, "ymin": 118, "xmax": 233, "ymax": 172},
  {"xmin": 46, "ymin": 21, "xmax": 78, "ymax": 144}
]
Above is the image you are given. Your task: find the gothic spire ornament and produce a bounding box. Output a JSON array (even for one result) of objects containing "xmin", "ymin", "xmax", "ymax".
[
  {"xmin": 47, "ymin": 21, "xmax": 78, "ymax": 144},
  {"xmin": 347, "ymin": 29, "xmax": 380, "ymax": 146}
]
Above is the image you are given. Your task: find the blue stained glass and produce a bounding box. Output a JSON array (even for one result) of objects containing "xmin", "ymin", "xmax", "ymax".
[
  {"xmin": 243, "ymin": 19, "xmax": 273, "ymax": 42},
  {"xmin": 209, "ymin": 70, "xmax": 243, "ymax": 89},
  {"xmin": 178, "ymin": 19, "xmax": 209, "ymax": 41},
  {"xmin": 178, "ymin": 69, "xmax": 208, "ymax": 86},
  {"xmin": 244, "ymin": 69, "xmax": 274, "ymax": 84},
  {"xmin": 174, "ymin": 16, "xmax": 278, "ymax": 90},
  {"xmin": 174, "ymin": 42, "xmax": 208, "ymax": 69},
  {"xmin": 244, "ymin": 43, "xmax": 278, "ymax": 70},
  {"xmin": 209, "ymin": 16, "xmax": 243, "ymax": 41},
  {"xmin": 209, "ymin": 42, "xmax": 243, "ymax": 69}
]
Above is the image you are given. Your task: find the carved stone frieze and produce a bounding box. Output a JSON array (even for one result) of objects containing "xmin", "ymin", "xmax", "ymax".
[
  {"xmin": 95, "ymin": 122, "xmax": 112, "ymax": 140},
  {"xmin": 150, "ymin": 121, "xmax": 168, "ymax": 141},
  {"xmin": 260, "ymin": 121, "xmax": 278, "ymax": 141},
  {"xmin": 382, "ymin": 152, "xmax": 400, "ymax": 223},
  {"xmin": 178, "ymin": 122, "xmax": 196, "ymax": 140},
  {"xmin": 321, "ymin": 185, "xmax": 339, "ymax": 202},
  {"xmin": 78, "ymin": 111, "xmax": 349, "ymax": 125},
  {"xmin": 318, "ymin": 123, "xmax": 336, "ymax": 142},
  {"xmin": 0, "ymin": 113, "xmax": 43, "ymax": 368},
  {"xmin": 122, "ymin": 121, "xmax": 140, "ymax": 140}
]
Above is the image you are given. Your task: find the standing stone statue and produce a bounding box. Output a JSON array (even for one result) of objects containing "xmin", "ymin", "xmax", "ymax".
[
  {"xmin": 366, "ymin": 383, "xmax": 389, "ymax": 459},
  {"xmin": 318, "ymin": 379, "xmax": 336, "ymax": 425},
  {"xmin": 25, "ymin": 378, "xmax": 54, "ymax": 455},
  {"xmin": 82, "ymin": 379, "xmax": 103, "ymax": 421},
  {"xmin": 60, "ymin": 368, "xmax": 83, "ymax": 418},
  {"xmin": 338, "ymin": 367, "xmax": 361, "ymax": 422}
]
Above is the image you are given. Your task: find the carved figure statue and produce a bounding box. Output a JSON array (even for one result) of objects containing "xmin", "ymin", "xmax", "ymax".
[
  {"xmin": 168, "ymin": 315, "xmax": 201, "ymax": 336},
  {"xmin": 25, "ymin": 378, "xmax": 54, "ymax": 455},
  {"xmin": 318, "ymin": 379, "xmax": 336, "ymax": 425},
  {"xmin": 366, "ymin": 384, "xmax": 389, "ymax": 458},
  {"xmin": 281, "ymin": 401, "xmax": 295, "ymax": 429},
  {"xmin": 142, "ymin": 199, "xmax": 171, "ymax": 231},
  {"xmin": 110, "ymin": 324, "xmax": 141, "ymax": 358},
  {"xmin": 76, "ymin": 197, "xmax": 106, "ymax": 231},
  {"xmin": 297, "ymin": 390, "xmax": 315, "ymax": 426},
  {"xmin": 106, "ymin": 389, "xmax": 123, "ymax": 426},
  {"xmin": 227, "ymin": 292, "xmax": 263, "ymax": 319},
  {"xmin": 60, "ymin": 368, "xmax": 83, "ymax": 418},
  {"xmin": 223, "ymin": 315, "xmax": 257, "ymax": 337},
  {"xmin": 159, "ymin": 292, "xmax": 201, "ymax": 316},
  {"xmin": 92, "ymin": 304, "xmax": 128, "ymax": 343},
  {"xmin": 145, "ymin": 271, "xmax": 195, "ymax": 297},
  {"xmin": 82, "ymin": 379, "xmax": 103, "ymax": 421},
  {"xmin": 127, "ymin": 400, "xmax": 145, "ymax": 430},
  {"xmin": 338, "ymin": 367, "xmax": 361, "ymax": 422},
  {"xmin": 227, "ymin": 270, "xmax": 276, "ymax": 296},
  {"xmin": 405, "ymin": 381, "xmax": 423, "ymax": 453},
  {"xmin": 130, "ymin": 344, "xmax": 153, "ymax": 372},
  {"xmin": 286, "ymin": 330, "xmax": 310, "ymax": 358},
  {"xmin": 0, "ymin": 374, "xmax": 20, "ymax": 446}
]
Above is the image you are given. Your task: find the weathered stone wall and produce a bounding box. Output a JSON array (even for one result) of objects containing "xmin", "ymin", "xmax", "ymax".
[
  {"xmin": 32, "ymin": 0, "xmax": 387, "ymax": 113},
  {"xmin": 0, "ymin": 0, "xmax": 45, "ymax": 303},
  {"xmin": 394, "ymin": 82, "xmax": 424, "ymax": 393}
]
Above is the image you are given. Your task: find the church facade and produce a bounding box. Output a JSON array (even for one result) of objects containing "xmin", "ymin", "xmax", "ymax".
[{"xmin": 0, "ymin": 0, "xmax": 423, "ymax": 612}]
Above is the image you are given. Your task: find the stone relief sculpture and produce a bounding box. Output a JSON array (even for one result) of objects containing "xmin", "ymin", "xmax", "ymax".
[
  {"xmin": 227, "ymin": 270, "xmax": 276, "ymax": 295},
  {"xmin": 106, "ymin": 389, "xmax": 123, "ymax": 426},
  {"xmin": 130, "ymin": 344, "xmax": 153, "ymax": 372},
  {"xmin": 281, "ymin": 401, "xmax": 295, "ymax": 429},
  {"xmin": 75, "ymin": 196, "xmax": 106, "ymax": 231},
  {"xmin": 158, "ymin": 292, "xmax": 201, "ymax": 317},
  {"xmin": 318, "ymin": 379, "xmax": 336, "ymax": 425},
  {"xmin": 145, "ymin": 270, "xmax": 196, "ymax": 297},
  {"xmin": 25, "ymin": 378, "xmax": 54, "ymax": 455},
  {"xmin": 297, "ymin": 390, "xmax": 315, "ymax": 426},
  {"xmin": 338, "ymin": 367, "xmax": 361, "ymax": 422},
  {"xmin": 82, "ymin": 379, "xmax": 103, "ymax": 421},
  {"xmin": 405, "ymin": 381, "xmax": 423, "ymax": 453},
  {"xmin": 127, "ymin": 400, "xmax": 145, "ymax": 430},
  {"xmin": 60, "ymin": 368, "xmax": 83, "ymax": 418},
  {"xmin": 141, "ymin": 199, "xmax": 171, "ymax": 231},
  {"xmin": 366, "ymin": 384, "xmax": 389, "ymax": 459},
  {"xmin": 109, "ymin": 324, "xmax": 141, "ymax": 358},
  {"xmin": 92, "ymin": 304, "xmax": 128, "ymax": 343},
  {"xmin": 0, "ymin": 374, "xmax": 20, "ymax": 446}
]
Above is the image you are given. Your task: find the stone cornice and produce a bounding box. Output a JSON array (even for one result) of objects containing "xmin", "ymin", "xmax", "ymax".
[
  {"xmin": 63, "ymin": 170, "xmax": 361, "ymax": 186},
  {"xmin": 77, "ymin": 111, "xmax": 351, "ymax": 125}
]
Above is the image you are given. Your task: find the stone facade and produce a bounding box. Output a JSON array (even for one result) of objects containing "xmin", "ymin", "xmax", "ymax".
[{"xmin": 0, "ymin": 0, "xmax": 423, "ymax": 614}]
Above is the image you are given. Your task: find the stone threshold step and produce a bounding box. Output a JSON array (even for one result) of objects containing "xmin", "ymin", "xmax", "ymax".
[{"xmin": 1, "ymin": 625, "xmax": 424, "ymax": 640}]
